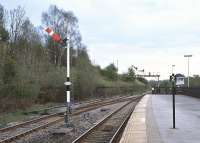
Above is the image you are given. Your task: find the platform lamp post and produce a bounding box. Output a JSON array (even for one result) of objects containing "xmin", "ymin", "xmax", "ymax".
[
  {"xmin": 172, "ymin": 65, "xmax": 175, "ymax": 74},
  {"xmin": 133, "ymin": 66, "xmax": 138, "ymax": 77},
  {"xmin": 184, "ymin": 55, "xmax": 192, "ymax": 88},
  {"xmin": 44, "ymin": 27, "xmax": 71, "ymax": 125}
]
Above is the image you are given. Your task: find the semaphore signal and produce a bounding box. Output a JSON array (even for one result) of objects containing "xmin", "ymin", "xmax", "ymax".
[
  {"xmin": 44, "ymin": 27, "xmax": 65, "ymax": 44},
  {"xmin": 44, "ymin": 27, "xmax": 71, "ymax": 125}
]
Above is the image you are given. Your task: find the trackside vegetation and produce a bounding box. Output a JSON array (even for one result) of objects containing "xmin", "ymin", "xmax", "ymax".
[{"xmin": 0, "ymin": 4, "xmax": 148, "ymax": 113}]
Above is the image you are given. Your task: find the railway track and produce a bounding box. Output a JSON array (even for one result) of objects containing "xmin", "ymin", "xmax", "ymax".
[
  {"xmin": 0, "ymin": 95, "xmax": 141, "ymax": 143},
  {"xmin": 21, "ymin": 96, "xmax": 113, "ymax": 114},
  {"xmin": 21, "ymin": 95, "xmax": 133, "ymax": 115},
  {"xmin": 72, "ymin": 96, "xmax": 141, "ymax": 143}
]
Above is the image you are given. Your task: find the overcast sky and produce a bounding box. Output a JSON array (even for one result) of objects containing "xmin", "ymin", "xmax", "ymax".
[{"xmin": 1, "ymin": 0, "xmax": 200, "ymax": 79}]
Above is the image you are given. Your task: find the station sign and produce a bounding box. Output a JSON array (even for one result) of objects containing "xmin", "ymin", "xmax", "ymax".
[
  {"xmin": 175, "ymin": 74, "xmax": 185, "ymax": 86},
  {"xmin": 176, "ymin": 77, "xmax": 184, "ymax": 86}
]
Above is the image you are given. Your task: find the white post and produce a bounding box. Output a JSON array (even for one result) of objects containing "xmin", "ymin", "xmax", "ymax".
[
  {"xmin": 67, "ymin": 41, "xmax": 70, "ymax": 78},
  {"xmin": 64, "ymin": 38, "xmax": 71, "ymax": 124}
]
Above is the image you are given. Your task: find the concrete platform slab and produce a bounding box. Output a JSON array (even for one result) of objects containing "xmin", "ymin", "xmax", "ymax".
[
  {"xmin": 120, "ymin": 95, "xmax": 149, "ymax": 143},
  {"xmin": 151, "ymin": 94, "xmax": 200, "ymax": 143},
  {"xmin": 119, "ymin": 94, "xmax": 200, "ymax": 143}
]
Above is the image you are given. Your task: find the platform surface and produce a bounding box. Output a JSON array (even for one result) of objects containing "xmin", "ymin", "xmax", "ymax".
[
  {"xmin": 151, "ymin": 94, "xmax": 200, "ymax": 143},
  {"xmin": 120, "ymin": 94, "xmax": 200, "ymax": 143},
  {"xmin": 119, "ymin": 95, "xmax": 149, "ymax": 143}
]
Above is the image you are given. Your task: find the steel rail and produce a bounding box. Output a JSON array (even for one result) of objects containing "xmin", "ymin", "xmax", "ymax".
[
  {"xmin": 0, "ymin": 96, "xmax": 140, "ymax": 143},
  {"xmin": 0, "ymin": 95, "xmax": 134, "ymax": 133},
  {"xmin": 109, "ymin": 104, "xmax": 135, "ymax": 143},
  {"xmin": 72, "ymin": 96, "xmax": 142, "ymax": 143}
]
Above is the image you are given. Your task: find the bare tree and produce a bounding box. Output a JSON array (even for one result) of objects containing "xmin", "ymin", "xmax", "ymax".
[
  {"xmin": 0, "ymin": 4, "xmax": 9, "ymax": 42},
  {"xmin": 42, "ymin": 5, "xmax": 82, "ymax": 66},
  {"xmin": 8, "ymin": 6, "xmax": 26, "ymax": 44},
  {"xmin": 0, "ymin": 4, "xmax": 4, "ymax": 27}
]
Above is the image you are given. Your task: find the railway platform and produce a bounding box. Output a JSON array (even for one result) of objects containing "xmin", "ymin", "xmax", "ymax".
[{"xmin": 119, "ymin": 94, "xmax": 200, "ymax": 143}]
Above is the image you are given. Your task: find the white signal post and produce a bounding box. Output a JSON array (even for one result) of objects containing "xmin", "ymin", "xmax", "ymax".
[{"xmin": 64, "ymin": 37, "xmax": 71, "ymax": 125}]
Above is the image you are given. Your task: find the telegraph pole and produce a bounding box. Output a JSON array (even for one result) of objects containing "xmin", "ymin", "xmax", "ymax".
[
  {"xmin": 157, "ymin": 75, "xmax": 160, "ymax": 93},
  {"xmin": 116, "ymin": 59, "xmax": 118, "ymax": 73}
]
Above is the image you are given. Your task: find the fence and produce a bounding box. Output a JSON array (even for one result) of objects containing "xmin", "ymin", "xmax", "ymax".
[{"xmin": 153, "ymin": 86, "xmax": 200, "ymax": 98}]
